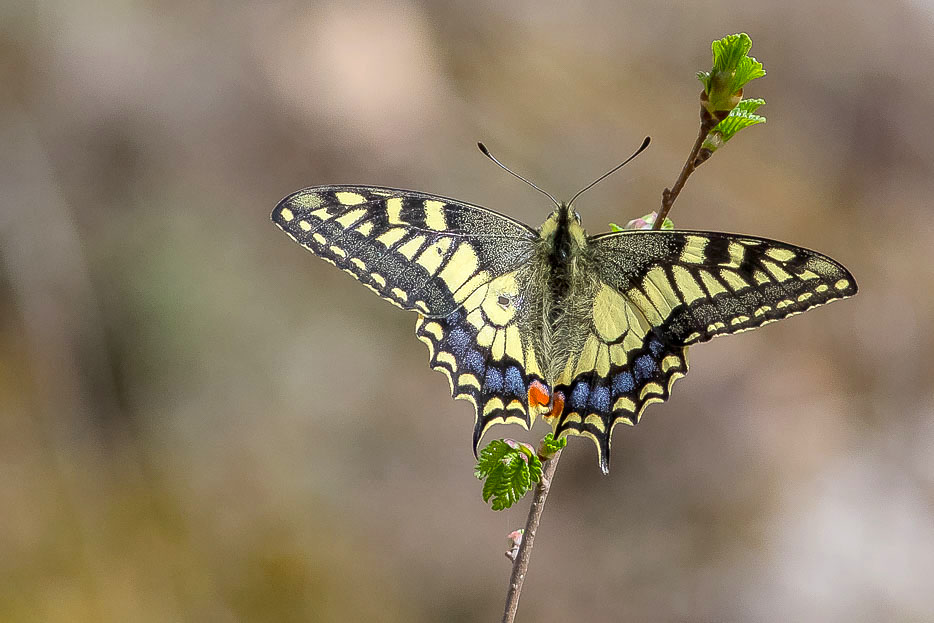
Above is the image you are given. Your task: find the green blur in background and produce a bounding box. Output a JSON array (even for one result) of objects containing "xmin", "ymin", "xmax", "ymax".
[{"xmin": 1, "ymin": 1, "xmax": 932, "ymax": 621}]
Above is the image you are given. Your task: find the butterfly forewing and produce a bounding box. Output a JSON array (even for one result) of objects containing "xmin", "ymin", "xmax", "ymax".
[
  {"xmin": 589, "ymin": 230, "xmax": 858, "ymax": 345},
  {"xmin": 272, "ymin": 186, "xmax": 538, "ymax": 317},
  {"xmin": 273, "ymin": 185, "xmax": 548, "ymax": 449}
]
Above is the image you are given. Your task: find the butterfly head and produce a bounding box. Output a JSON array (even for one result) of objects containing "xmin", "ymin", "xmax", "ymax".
[
  {"xmin": 539, "ymin": 202, "xmax": 587, "ymax": 259},
  {"xmin": 477, "ymin": 137, "xmax": 649, "ymax": 254}
]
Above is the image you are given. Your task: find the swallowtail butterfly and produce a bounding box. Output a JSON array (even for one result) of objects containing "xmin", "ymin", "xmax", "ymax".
[{"xmin": 272, "ymin": 174, "xmax": 856, "ymax": 473}]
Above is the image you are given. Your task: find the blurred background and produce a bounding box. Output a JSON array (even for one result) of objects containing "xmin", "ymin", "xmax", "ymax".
[{"xmin": 1, "ymin": 1, "xmax": 932, "ymax": 621}]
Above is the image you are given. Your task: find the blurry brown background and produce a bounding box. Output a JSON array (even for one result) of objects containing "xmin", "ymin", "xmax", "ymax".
[{"xmin": 1, "ymin": 1, "xmax": 932, "ymax": 621}]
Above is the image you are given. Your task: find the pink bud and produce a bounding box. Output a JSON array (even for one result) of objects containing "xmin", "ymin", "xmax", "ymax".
[{"xmin": 505, "ymin": 529, "xmax": 524, "ymax": 560}]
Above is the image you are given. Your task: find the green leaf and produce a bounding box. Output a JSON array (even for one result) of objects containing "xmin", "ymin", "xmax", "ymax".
[
  {"xmin": 711, "ymin": 98, "xmax": 767, "ymax": 142},
  {"xmin": 475, "ymin": 440, "xmax": 543, "ymax": 511},
  {"xmin": 694, "ymin": 99, "xmax": 767, "ymax": 166},
  {"xmin": 733, "ymin": 97, "xmax": 766, "ymax": 115},
  {"xmin": 696, "ymin": 33, "xmax": 766, "ymax": 116},
  {"xmin": 538, "ymin": 433, "xmax": 567, "ymax": 459},
  {"xmin": 733, "ymin": 55, "xmax": 766, "ymax": 90}
]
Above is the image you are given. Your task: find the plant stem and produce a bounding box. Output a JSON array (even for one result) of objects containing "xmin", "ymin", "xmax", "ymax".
[
  {"xmin": 654, "ymin": 111, "xmax": 719, "ymax": 230},
  {"xmin": 501, "ymin": 450, "xmax": 562, "ymax": 623}
]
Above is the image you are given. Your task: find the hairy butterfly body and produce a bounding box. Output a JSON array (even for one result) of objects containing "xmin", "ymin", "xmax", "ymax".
[{"xmin": 272, "ymin": 185, "xmax": 856, "ymax": 473}]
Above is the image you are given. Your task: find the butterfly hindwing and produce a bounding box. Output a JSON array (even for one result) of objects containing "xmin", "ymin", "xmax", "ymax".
[
  {"xmin": 272, "ymin": 186, "xmax": 538, "ymax": 317},
  {"xmin": 551, "ymin": 318, "xmax": 688, "ymax": 474},
  {"xmin": 549, "ymin": 274, "xmax": 691, "ymax": 473},
  {"xmin": 415, "ymin": 265, "xmax": 547, "ymax": 453},
  {"xmin": 548, "ymin": 229, "xmax": 857, "ymax": 472}
]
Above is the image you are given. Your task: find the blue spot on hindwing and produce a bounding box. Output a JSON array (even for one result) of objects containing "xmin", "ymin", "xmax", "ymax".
[
  {"xmin": 612, "ymin": 371, "xmax": 634, "ymax": 394},
  {"xmin": 446, "ymin": 327, "xmax": 471, "ymax": 357},
  {"xmin": 570, "ymin": 382, "xmax": 590, "ymax": 410},
  {"xmin": 648, "ymin": 337, "xmax": 665, "ymax": 357},
  {"xmin": 504, "ymin": 366, "xmax": 525, "ymax": 398},
  {"xmin": 588, "ymin": 386, "xmax": 611, "ymax": 412},
  {"xmin": 465, "ymin": 350, "xmax": 485, "ymax": 374},
  {"xmin": 634, "ymin": 355, "xmax": 658, "ymax": 382},
  {"xmin": 483, "ymin": 367, "xmax": 504, "ymax": 393}
]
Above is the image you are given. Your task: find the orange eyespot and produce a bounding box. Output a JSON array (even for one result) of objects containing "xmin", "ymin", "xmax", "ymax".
[
  {"xmin": 528, "ymin": 381, "xmax": 565, "ymax": 420},
  {"xmin": 550, "ymin": 392, "xmax": 565, "ymax": 420},
  {"xmin": 528, "ymin": 381, "xmax": 551, "ymax": 410}
]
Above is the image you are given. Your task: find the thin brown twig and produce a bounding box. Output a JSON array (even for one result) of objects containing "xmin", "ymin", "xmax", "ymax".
[
  {"xmin": 654, "ymin": 107, "xmax": 721, "ymax": 230},
  {"xmin": 501, "ymin": 450, "xmax": 562, "ymax": 623}
]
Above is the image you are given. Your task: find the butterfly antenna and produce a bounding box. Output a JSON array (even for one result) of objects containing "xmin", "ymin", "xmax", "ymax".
[
  {"xmin": 567, "ymin": 136, "xmax": 651, "ymax": 207},
  {"xmin": 477, "ymin": 142, "xmax": 561, "ymax": 209}
]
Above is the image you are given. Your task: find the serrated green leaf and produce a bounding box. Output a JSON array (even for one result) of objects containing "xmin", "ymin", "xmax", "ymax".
[
  {"xmin": 707, "ymin": 99, "xmax": 767, "ymax": 146},
  {"xmin": 734, "ymin": 98, "xmax": 766, "ymax": 114},
  {"xmin": 694, "ymin": 98, "xmax": 767, "ymax": 167},
  {"xmin": 712, "ymin": 33, "xmax": 752, "ymax": 74},
  {"xmin": 482, "ymin": 467, "xmax": 499, "ymax": 503},
  {"xmin": 716, "ymin": 109, "xmax": 767, "ymax": 139},
  {"xmin": 528, "ymin": 455, "xmax": 543, "ymax": 482},
  {"xmin": 475, "ymin": 440, "xmax": 512, "ymax": 480},
  {"xmin": 491, "ymin": 456, "xmax": 524, "ymax": 510},
  {"xmin": 697, "ymin": 33, "xmax": 766, "ymax": 114},
  {"xmin": 733, "ymin": 55, "xmax": 766, "ymax": 91},
  {"xmin": 476, "ymin": 439, "xmax": 543, "ymax": 510},
  {"xmin": 541, "ymin": 433, "xmax": 567, "ymax": 453}
]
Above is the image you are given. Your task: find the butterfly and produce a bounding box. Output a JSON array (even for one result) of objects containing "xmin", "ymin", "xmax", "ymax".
[{"xmin": 271, "ymin": 179, "xmax": 856, "ymax": 473}]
